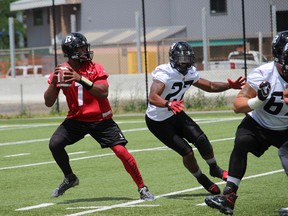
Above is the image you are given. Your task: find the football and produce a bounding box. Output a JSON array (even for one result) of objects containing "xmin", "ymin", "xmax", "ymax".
[{"xmin": 57, "ymin": 66, "xmax": 72, "ymax": 87}]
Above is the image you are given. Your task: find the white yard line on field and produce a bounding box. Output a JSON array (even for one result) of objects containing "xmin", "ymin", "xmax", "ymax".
[
  {"xmin": 4, "ymin": 153, "xmax": 30, "ymax": 157},
  {"xmin": 0, "ymin": 128, "xmax": 148, "ymax": 147},
  {"xmin": 0, "ymin": 117, "xmax": 241, "ymax": 147},
  {"xmin": 16, "ymin": 203, "xmax": 55, "ymax": 211},
  {"xmin": 16, "ymin": 169, "xmax": 283, "ymax": 214},
  {"xmin": 0, "ymin": 121, "xmax": 145, "ymax": 131},
  {"xmin": 0, "ymin": 138, "xmax": 234, "ymax": 171},
  {"xmin": 64, "ymin": 169, "xmax": 285, "ymax": 216}
]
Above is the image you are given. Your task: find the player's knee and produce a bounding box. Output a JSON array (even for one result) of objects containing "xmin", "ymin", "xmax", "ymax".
[
  {"xmin": 234, "ymin": 135, "xmax": 253, "ymax": 154},
  {"xmin": 111, "ymin": 144, "xmax": 130, "ymax": 160},
  {"xmin": 194, "ymin": 133, "xmax": 212, "ymax": 156},
  {"xmin": 49, "ymin": 135, "xmax": 66, "ymax": 152}
]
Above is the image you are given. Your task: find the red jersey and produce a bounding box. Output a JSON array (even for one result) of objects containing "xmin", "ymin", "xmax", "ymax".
[{"xmin": 48, "ymin": 61, "xmax": 113, "ymax": 122}]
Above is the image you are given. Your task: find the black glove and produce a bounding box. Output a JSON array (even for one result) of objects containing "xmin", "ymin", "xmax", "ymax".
[{"xmin": 258, "ymin": 81, "xmax": 271, "ymax": 101}]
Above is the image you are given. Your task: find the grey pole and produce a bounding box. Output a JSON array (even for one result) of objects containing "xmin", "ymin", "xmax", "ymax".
[
  {"xmin": 9, "ymin": 17, "xmax": 16, "ymax": 78},
  {"xmin": 202, "ymin": 8, "xmax": 208, "ymax": 71},
  {"xmin": 71, "ymin": 14, "xmax": 76, "ymax": 33},
  {"xmin": 135, "ymin": 11, "xmax": 142, "ymax": 73}
]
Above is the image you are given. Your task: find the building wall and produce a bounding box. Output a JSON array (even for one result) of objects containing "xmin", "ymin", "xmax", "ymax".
[
  {"xmin": 81, "ymin": 0, "xmax": 171, "ymax": 30},
  {"xmin": 15, "ymin": 0, "xmax": 288, "ymax": 47},
  {"xmin": 80, "ymin": 0, "xmax": 288, "ymax": 40},
  {"xmin": 26, "ymin": 8, "xmax": 51, "ymax": 47}
]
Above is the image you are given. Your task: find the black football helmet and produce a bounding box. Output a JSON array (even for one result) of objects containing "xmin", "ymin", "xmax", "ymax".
[
  {"xmin": 169, "ymin": 41, "xmax": 195, "ymax": 75},
  {"xmin": 61, "ymin": 32, "xmax": 93, "ymax": 62},
  {"xmin": 272, "ymin": 30, "xmax": 288, "ymax": 81}
]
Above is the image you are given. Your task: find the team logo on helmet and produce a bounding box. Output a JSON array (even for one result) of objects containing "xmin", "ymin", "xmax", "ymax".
[
  {"xmin": 64, "ymin": 35, "xmax": 74, "ymax": 45},
  {"xmin": 61, "ymin": 32, "xmax": 94, "ymax": 62}
]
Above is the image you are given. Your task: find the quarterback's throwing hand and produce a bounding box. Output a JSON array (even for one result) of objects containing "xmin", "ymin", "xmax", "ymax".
[
  {"xmin": 228, "ymin": 76, "xmax": 246, "ymax": 89},
  {"xmin": 166, "ymin": 100, "xmax": 184, "ymax": 114}
]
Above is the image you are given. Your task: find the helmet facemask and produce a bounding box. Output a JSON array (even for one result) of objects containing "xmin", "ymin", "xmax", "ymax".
[
  {"xmin": 272, "ymin": 31, "xmax": 288, "ymax": 82},
  {"xmin": 281, "ymin": 44, "xmax": 288, "ymax": 82},
  {"xmin": 62, "ymin": 33, "xmax": 94, "ymax": 62},
  {"xmin": 169, "ymin": 42, "xmax": 195, "ymax": 75},
  {"xmin": 70, "ymin": 45, "xmax": 94, "ymax": 62},
  {"xmin": 173, "ymin": 54, "xmax": 194, "ymax": 75}
]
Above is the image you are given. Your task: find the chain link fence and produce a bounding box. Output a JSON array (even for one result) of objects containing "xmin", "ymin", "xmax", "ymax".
[{"xmin": 0, "ymin": 0, "xmax": 286, "ymax": 116}]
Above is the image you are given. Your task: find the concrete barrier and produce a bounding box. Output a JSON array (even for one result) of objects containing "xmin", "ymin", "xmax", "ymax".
[{"xmin": 0, "ymin": 69, "xmax": 246, "ymax": 115}]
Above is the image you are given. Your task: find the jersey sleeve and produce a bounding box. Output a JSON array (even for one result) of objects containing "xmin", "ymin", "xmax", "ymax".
[
  {"xmin": 247, "ymin": 65, "xmax": 272, "ymax": 91},
  {"xmin": 152, "ymin": 67, "xmax": 170, "ymax": 84},
  {"xmin": 91, "ymin": 63, "xmax": 109, "ymax": 85}
]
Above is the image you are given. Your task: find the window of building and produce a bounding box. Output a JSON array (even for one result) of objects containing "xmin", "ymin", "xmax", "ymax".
[
  {"xmin": 33, "ymin": 9, "xmax": 43, "ymax": 26},
  {"xmin": 210, "ymin": 0, "xmax": 227, "ymax": 15}
]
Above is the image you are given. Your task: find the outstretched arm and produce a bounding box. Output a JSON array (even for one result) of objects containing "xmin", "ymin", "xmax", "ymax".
[{"xmin": 193, "ymin": 76, "xmax": 245, "ymax": 92}]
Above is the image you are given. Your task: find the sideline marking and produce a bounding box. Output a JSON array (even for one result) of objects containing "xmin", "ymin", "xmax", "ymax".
[
  {"xmin": 65, "ymin": 204, "xmax": 160, "ymax": 210},
  {"xmin": 196, "ymin": 169, "xmax": 284, "ymax": 206},
  {"xmin": 68, "ymin": 151, "xmax": 88, "ymax": 155},
  {"xmin": 0, "ymin": 117, "xmax": 241, "ymax": 147},
  {"xmin": 4, "ymin": 153, "xmax": 30, "ymax": 157},
  {"xmin": 64, "ymin": 169, "xmax": 284, "ymax": 216},
  {"xmin": 16, "ymin": 203, "xmax": 55, "ymax": 211},
  {"xmin": 0, "ymin": 138, "xmax": 234, "ymax": 171}
]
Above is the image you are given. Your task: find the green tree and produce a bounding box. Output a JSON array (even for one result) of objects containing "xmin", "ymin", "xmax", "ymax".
[{"xmin": 0, "ymin": 0, "xmax": 26, "ymax": 49}]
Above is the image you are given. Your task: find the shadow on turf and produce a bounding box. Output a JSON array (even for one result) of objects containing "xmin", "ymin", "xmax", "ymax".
[
  {"xmin": 58, "ymin": 197, "xmax": 135, "ymax": 204},
  {"xmin": 56, "ymin": 193, "xmax": 211, "ymax": 204},
  {"xmin": 165, "ymin": 193, "xmax": 210, "ymax": 200}
]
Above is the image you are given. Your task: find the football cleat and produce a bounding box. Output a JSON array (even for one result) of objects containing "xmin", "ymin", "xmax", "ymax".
[
  {"xmin": 197, "ymin": 174, "xmax": 221, "ymax": 195},
  {"xmin": 138, "ymin": 185, "xmax": 155, "ymax": 201},
  {"xmin": 279, "ymin": 208, "xmax": 288, "ymax": 216},
  {"xmin": 51, "ymin": 176, "xmax": 79, "ymax": 197},
  {"xmin": 205, "ymin": 192, "xmax": 238, "ymax": 215}
]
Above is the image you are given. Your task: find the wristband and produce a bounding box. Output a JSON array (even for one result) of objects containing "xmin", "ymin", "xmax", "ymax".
[
  {"xmin": 247, "ymin": 97, "xmax": 263, "ymax": 110},
  {"xmin": 165, "ymin": 101, "xmax": 171, "ymax": 110},
  {"xmin": 79, "ymin": 76, "xmax": 93, "ymax": 90}
]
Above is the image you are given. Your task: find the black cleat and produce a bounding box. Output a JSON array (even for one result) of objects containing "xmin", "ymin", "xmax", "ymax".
[
  {"xmin": 279, "ymin": 208, "xmax": 288, "ymax": 216},
  {"xmin": 205, "ymin": 192, "xmax": 238, "ymax": 215},
  {"xmin": 51, "ymin": 176, "xmax": 79, "ymax": 197}
]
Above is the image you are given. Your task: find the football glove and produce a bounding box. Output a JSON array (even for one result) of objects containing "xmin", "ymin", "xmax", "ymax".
[
  {"xmin": 258, "ymin": 81, "xmax": 271, "ymax": 101},
  {"xmin": 166, "ymin": 100, "xmax": 184, "ymax": 115},
  {"xmin": 227, "ymin": 76, "xmax": 246, "ymax": 89}
]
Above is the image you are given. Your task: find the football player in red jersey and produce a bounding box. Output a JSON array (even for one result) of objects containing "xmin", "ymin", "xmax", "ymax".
[
  {"xmin": 44, "ymin": 32, "xmax": 154, "ymax": 200},
  {"xmin": 145, "ymin": 41, "xmax": 245, "ymax": 195},
  {"xmin": 205, "ymin": 31, "xmax": 288, "ymax": 215}
]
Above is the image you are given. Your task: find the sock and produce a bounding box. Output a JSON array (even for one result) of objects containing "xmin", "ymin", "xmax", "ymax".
[
  {"xmin": 206, "ymin": 157, "xmax": 217, "ymax": 165},
  {"xmin": 111, "ymin": 145, "xmax": 144, "ymax": 188},
  {"xmin": 224, "ymin": 182, "xmax": 239, "ymax": 194},
  {"xmin": 65, "ymin": 173, "xmax": 77, "ymax": 180},
  {"xmin": 192, "ymin": 169, "xmax": 202, "ymax": 178},
  {"xmin": 206, "ymin": 158, "xmax": 220, "ymax": 172}
]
